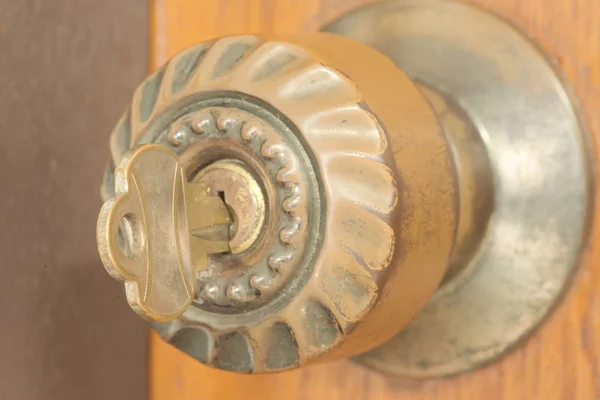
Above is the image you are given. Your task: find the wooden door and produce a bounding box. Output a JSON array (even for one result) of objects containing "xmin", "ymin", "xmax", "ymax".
[{"xmin": 149, "ymin": 1, "xmax": 600, "ymax": 399}]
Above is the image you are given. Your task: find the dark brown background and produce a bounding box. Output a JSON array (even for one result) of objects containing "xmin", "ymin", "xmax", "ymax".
[{"xmin": 0, "ymin": 1, "xmax": 148, "ymax": 398}]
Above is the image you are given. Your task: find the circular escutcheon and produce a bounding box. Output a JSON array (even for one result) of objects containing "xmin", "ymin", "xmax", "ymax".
[{"xmin": 325, "ymin": 0, "xmax": 594, "ymax": 378}]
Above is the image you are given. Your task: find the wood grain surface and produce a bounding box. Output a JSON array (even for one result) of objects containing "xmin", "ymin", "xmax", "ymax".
[{"xmin": 149, "ymin": 0, "xmax": 600, "ymax": 399}]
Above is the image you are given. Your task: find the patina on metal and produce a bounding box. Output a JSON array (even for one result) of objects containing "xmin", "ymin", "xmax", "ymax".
[
  {"xmin": 99, "ymin": 33, "xmax": 457, "ymax": 373},
  {"xmin": 97, "ymin": 0, "xmax": 591, "ymax": 379},
  {"xmin": 325, "ymin": 0, "xmax": 593, "ymax": 378},
  {"xmin": 194, "ymin": 159, "xmax": 265, "ymax": 255},
  {"xmin": 97, "ymin": 144, "xmax": 232, "ymax": 322}
]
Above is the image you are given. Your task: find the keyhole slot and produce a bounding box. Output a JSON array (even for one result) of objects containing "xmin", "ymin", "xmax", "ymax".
[
  {"xmin": 118, "ymin": 214, "xmax": 145, "ymax": 260},
  {"xmin": 217, "ymin": 190, "xmax": 238, "ymax": 240}
]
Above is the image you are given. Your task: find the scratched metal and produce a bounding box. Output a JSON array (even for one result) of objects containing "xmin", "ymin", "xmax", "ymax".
[
  {"xmin": 325, "ymin": 0, "xmax": 594, "ymax": 378},
  {"xmin": 99, "ymin": 33, "xmax": 459, "ymax": 373}
]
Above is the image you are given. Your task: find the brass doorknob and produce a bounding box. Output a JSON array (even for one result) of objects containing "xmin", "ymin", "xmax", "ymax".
[{"xmin": 97, "ymin": 0, "xmax": 591, "ymax": 379}]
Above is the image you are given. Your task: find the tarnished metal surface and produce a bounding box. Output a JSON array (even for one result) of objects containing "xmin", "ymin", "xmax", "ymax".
[
  {"xmin": 418, "ymin": 85, "xmax": 494, "ymax": 286},
  {"xmin": 100, "ymin": 33, "xmax": 457, "ymax": 373},
  {"xmin": 97, "ymin": 144, "xmax": 232, "ymax": 322},
  {"xmin": 325, "ymin": 0, "xmax": 593, "ymax": 378},
  {"xmin": 194, "ymin": 159, "xmax": 265, "ymax": 255}
]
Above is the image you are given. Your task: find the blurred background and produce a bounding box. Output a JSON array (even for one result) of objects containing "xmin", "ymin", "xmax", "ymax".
[{"xmin": 0, "ymin": 1, "xmax": 148, "ymax": 398}]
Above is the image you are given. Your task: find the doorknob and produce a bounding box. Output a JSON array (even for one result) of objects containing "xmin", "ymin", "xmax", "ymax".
[{"xmin": 97, "ymin": 0, "xmax": 592, "ymax": 378}]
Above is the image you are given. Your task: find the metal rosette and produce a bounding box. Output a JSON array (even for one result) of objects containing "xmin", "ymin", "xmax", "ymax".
[
  {"xmin": 325, "ymin": 0, "xmax": 593, "ymax": 378},
  {"xmin": 101, "ymin": 34, "xmax": 456, "ymax": 372}
]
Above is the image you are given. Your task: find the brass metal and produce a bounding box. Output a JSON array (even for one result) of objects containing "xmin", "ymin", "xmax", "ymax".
[
  {"xmin": 325, "ymin": 0, "xmax": 593, "ymax": 378},
  {"xmin": 194, "ymin": 159, "xmax": 266, "ymax": 255},
  {"xmin": 97, "ymin": 144, "xmax": 232, "ymax": 322},
  {"xmin": 100, "ymin": 33, "xmax": 456, "ymax": 373},
  {"xmin": 96, "ymin": 0, "xmax": 591, "ymax": 378},
  {"xmin": 418, "ymin": 85, "xmax": 494, "ymax": 285}
]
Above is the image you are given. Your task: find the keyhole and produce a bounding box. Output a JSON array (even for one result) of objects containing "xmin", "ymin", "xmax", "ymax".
[
  {"xmin": 118, "ymin": 214, "xmax": 145, "ymax": 260},
  {"xmin": 217, "ymin": 190, "xmax": 238, "ymax": 239}
]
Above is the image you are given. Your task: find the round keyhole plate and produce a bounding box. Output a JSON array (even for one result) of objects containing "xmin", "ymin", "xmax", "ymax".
[{"xmin": 325, "ymin": 0, "xmax": 594, "ymax": 378}]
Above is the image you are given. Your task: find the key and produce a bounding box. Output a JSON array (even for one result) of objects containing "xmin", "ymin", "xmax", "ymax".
[{"xmin": 97, "ymin": 144, "xmax": 232, "ymax": 322}]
